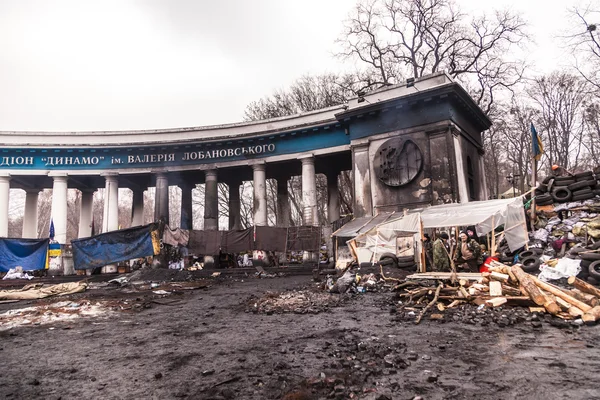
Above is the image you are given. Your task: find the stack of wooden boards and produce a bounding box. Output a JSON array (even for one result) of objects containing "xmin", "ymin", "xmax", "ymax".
[{"xmin": 400, "ymin": 262, "xmax": 600, "ymax": 324}]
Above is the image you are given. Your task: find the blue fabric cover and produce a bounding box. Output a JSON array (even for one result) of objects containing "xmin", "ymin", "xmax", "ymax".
[
  {"xmin": 72, "ymin": 224, "xmax": 158, "ymax": 270},
  {"xmin": 0, "ymin": 238, "xmax": 49, "ymax": 272}
]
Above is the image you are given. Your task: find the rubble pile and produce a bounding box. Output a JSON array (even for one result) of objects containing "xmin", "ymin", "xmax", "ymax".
[
  {"xmin": 392, "ymin": 263, "xmax": 600, "ymax": 325},
  {"xmin": 247, "ymin": 290, "xmax": 348, "ymax": 314}
]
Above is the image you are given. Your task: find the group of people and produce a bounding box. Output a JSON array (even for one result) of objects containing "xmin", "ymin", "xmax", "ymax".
[{"xmin": 426, "ymin": 230, "xmax": 483, "ymax": 272}]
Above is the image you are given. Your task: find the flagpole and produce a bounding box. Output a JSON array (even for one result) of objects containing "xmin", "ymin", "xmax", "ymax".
[{"xmin": 531, "ymin": 156, "xmax": 537, "ymax": 233}]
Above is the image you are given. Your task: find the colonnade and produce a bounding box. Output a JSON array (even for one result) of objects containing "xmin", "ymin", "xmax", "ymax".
[{"xmin": 0, "ymin": 156, "xmax": 342, "ymax": 241}]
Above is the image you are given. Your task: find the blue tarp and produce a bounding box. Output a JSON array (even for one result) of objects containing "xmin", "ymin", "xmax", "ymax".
[
  {"xmin": 0, "ymin": 238, "xmax": 49, "ymax": 272},
  {"xmin": 71, "ymin": 224, "xmax": 160, "ymax": 270}
]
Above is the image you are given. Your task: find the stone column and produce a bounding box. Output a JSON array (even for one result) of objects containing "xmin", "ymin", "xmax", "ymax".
[
  {"xmin": 0, "ymin": 175, "xmax": 10, "ymax": 237},
  {"xmin": 101, "ymin": 175, "xmax": 119, "ymax": 274},
  {"xmin": 22, "ymin": 190, "xmax": 39, "ymax": 238},
  {"xmin": 180, "ymin": 183, "xmax": 194, "ymax": 230},
  {"xmin": 300, "ymin": 157, "xmax": 318, "ymax": 263},
  {"xmin": 50, "ymin": 174, "xmax": 68, "ymax": 244},
  {"xmin": 154, "ymin": 172, "xmax": 169, "ymax": 225},
  {"xmin": 351, "ymin": 143, "xmax": 373, "ymax": 217},
  {"xmin": 204, "ymin": 170, "xmax": 218, "ymax": 231},
  {"xmin": 78, "ymin": 190, "xmax": 94, "ymax": 238},
  {"xmin": 301, "ymin": 156, "xmax": 318, "ymax": 226},
  {"xmin": 252, "ymin": 163, "xmax": 268, "ymax": 226},
  {"xmin": 276, "ymin": 177, "xmax": 291, "ymax": 227},
  {"xmin": 452, "ymin": 135, "xmax": 470, "ymax": 203},
  {"xmin": 327, "ymin": 172, "xmax": 340, "ymax": 223},
  {"xmin": 131, "ymin": 189, "xmax": 145, "ymax": 227},
  {"xmin": 102, "ymin": 174, "xmax": 119, "ymax": 233},
  {"xmin": 478, "ymin": 151, "xmax": 489, "ymax": 200},
  {"xmin": 228, "ymin": 181, "xmax": 242, "ymax": 230}
]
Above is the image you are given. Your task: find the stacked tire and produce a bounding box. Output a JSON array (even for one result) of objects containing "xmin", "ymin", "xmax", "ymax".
[
  {"xmin": 567, "ymin": 241, "xmax": 600, "ymax": 286},
  {"xmin": 517, "ymin": 248, "xmax": 543, "ymax": 273},
  {"xmin": 536, "ymin": 170, "xmax": 600, "ymax": 205},
  {"xmin": 378, "ymin": 253, "xmax": 417, "ymax": 271}
]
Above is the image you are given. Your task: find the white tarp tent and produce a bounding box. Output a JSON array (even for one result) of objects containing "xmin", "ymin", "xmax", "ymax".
[
  {"xmin": 420, "ymin": 197, "xmax": 527, "ymax": 251},
  {"xmin": 348, "ymin": 197, "xmax": 528, "ymax": 264}
]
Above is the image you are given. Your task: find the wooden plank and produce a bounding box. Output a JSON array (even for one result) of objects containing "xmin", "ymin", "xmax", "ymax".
[
  {"xmin": 406, "ymin": 272, "xmax": 483, "ymax": 281},
  {"xmin": 529, "ymin": 307, "xmax": 546, "ymax": 313},
  {"xmin": 489, "ymin": 281, "xmax": 503, "ymax": 297},
  {"xmin": 490, "ymin": 272, "xmax": 509, "ymax": 283},
  {"xmin": 486, "ymin": 297, "xmax": 507, "ymax": 307}
]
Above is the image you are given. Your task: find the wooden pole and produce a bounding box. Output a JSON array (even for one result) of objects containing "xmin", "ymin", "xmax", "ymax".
[
  {"xmin": 568, "ymin": 276, "xmax": 600, "ymax": 299},
  {"xmin": 491, "ymin": 216, "xmax": 496, "ymax": 255},
  {"xmin": 511, "ymin": 265, "xmax": 561, "ymax": 314},
  {"xmin": 530, "ymin": 157, "xmax": 537, "ymax": 233},
  {"xmin": 419, "ymin": 217, "xmax": 426, "ymax": 273},
  {"xmin": 532, "ymin": 276, "xmax": 592, "ymax": 312}
]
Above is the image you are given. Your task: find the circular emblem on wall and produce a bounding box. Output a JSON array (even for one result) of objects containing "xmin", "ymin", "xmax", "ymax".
[{"xmin": 374, "ymin": 138, "xmax": 423, "ymax": 187}]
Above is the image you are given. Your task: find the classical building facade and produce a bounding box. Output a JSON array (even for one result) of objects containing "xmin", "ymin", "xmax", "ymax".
[{"xmin": 0, "ymin": 72, "xmax": 491, "ymax": 250}]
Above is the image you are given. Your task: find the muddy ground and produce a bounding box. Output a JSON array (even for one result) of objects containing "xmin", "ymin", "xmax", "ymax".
[{"xmin": 1, "ymin": 272, "xmax": 600, "ymax": 400}]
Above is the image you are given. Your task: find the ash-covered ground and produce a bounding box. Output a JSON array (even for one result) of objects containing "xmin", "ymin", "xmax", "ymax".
[{"xmin": 1, "ymin": 273, "xmax": 600, "ymax": 400}]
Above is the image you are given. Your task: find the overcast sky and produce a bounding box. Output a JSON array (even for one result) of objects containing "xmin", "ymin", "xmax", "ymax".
[{"xmin": 0, "ymin": 0, "xmax": 583, "ymax": 132}]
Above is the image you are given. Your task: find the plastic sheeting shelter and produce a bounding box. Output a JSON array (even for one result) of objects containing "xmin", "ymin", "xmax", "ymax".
[
  {"xmin": 348, "ymin": 197, "xmax": 527, "ymax": 264},
  {"xmin": 420, "ymin": 197, "xmax": 527, "ymax": 251},
  {"xmin": 331, "ymin": 213, "xmax": 398, "ymax": 266}
]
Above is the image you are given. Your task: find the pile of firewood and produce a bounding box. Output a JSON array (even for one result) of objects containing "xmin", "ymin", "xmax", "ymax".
[{"xmin": 396, "ymin": 261, "xmax": 600, "ymax": 324}]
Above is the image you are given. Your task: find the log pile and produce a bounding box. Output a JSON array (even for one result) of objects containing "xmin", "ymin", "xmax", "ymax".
[{"xmin": 396, "ymin": 260, "xmax": 600, "ymax": 325}]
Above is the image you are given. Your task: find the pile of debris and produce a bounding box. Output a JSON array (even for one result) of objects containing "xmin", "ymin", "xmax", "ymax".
[
  {"xmin": 394, "ymin": 262, "xmax": 600, "ymax": 325},
  {"xmin": 247, "ymin": 290, "xmax": 348, "ymax": 315}
]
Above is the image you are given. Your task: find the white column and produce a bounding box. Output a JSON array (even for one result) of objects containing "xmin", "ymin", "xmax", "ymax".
[
  {"xmin": 101, "ymin": 175, "xmax": 119, "ymax": 274},
  {"xmin": 204, "ymin": 170, "xmax": 218, "ymax": 231},
  {"xmin": 252, "ymin": 163, "xmax": 268, "ymax": 226},
  {"xmin": 50, "ymin": 174, "xmax": 68, "ymax": 244},
  {"xmin": 102, "ymin": 174, "xmax": 119, "ymax": 233},
  {"xmin": 453, "ymin": 135, "xmax": 470, "ymax": 203},
  {"xmin": 327, "ymin": 172, "xmax": 340, "ymax": 223},
  {"xmin": 0, "ymin": 175, "xmax": 10, "ymax": 237},
  {"xmin": 131, "ymin": 189, "xmax": 145, "ymax": 227},
  {"xmin": 352, "ymin": 143, "xmax": 373, "ymax": 217},
  {"xmin": 154, "ymin": 173, "xmax": 169, "ymax": 225},
  {"xmin": 478, "ymin": 153, "xmax": 489, "ymax": 200},
  {"xmin": 78, "ymin": 190, "xmax": 94, "ymax": 238},
  {"xmin": 23, "ymin": 189, "xmax": 40, "ymax": 238},
  {"xmin": 301, "ymin": 156, "xmax": 318, "ymax": 226}
]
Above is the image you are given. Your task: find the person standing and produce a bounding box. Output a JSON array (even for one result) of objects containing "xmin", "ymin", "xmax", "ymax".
[
  {"xmin": 432, "ymin": 232, "xmax": 451, "ymax": 272},
  {"xmin": 454, "ymin": 231, "xmax": 482, "ymax": 272}
]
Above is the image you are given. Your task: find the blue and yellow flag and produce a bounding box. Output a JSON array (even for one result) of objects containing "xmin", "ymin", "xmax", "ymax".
[{"xmin": 531, "ymin": 123, "xmax": 544, "ymax": 161}]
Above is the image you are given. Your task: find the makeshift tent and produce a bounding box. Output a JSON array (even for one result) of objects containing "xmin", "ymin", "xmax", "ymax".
[
  {"xmin": 71, "ymin": 223, "xmax": 161, "ymax": 270},
  {"xmin": 350, "ymin": 213, "xmax": 422, "ymax": 261},
  {"xmin": 345, "ymin": 197, "xmax": 528, "ymax": 267},
  {"xmin": 0, "ymin": 238, "xmax": 49, "ymax": 272},
  {"xmin": 331, "ymin": 212, "xmax": 397, "ymax": 267},
  {"xmin": 420, "ymin": 197, "xmax": 527, "ymax": 251}
]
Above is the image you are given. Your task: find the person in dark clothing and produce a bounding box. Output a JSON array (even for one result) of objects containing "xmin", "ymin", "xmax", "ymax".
[
  {"xmin": 454, "ymin": 231, "xmax": 483, "ymax": 272},
  {"xmin": 432, "ymin": 232, "xmax": 451, "ymax": 272}
]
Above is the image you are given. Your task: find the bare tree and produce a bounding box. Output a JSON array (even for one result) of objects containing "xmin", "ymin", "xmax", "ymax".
[
  {"xmin": 528, "ymin": 72, "xmax": 589, "ymax": 171},
  {"xmin": 504, "ymin": 101, "xmax": 538, "ymax": 193},
  {"xmin": 244, "ymin": 73, "xmax": 365, "ymax": 121},
  {"xmin": 581, "ymin": 102, "xmax": 600, "ymax": 167},
  {"xmin": 565, "ymin": 5, "xmax": 600, "ymax": 91},
  {"xmin": 337, "ymin": 0, "xmax": 528, "ymax": 113}
]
